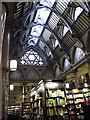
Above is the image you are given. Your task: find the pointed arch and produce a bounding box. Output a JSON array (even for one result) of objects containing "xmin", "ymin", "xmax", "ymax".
[
  {"xmin": 63, "ymin": 58, "xmax": 71, "ymax": 72},
  {"xmin": 27, "ymin": 68, "xmax": 39, "ymax": 80},
  {"xmin": 72, "ymin": 47, "xmax": 85, "ymax": 64},
  {"xmin": 10, "ymin": 70, "xmax": 24, "ymax": 80},
  {"xmin": 42, "ymin": 69, "xmax": 54, "ymax": 79}
]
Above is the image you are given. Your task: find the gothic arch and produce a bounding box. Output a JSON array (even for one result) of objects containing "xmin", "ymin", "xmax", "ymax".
[
  {"xmin": 72, "ymin": 46, "xmax": 85, "ymax": 64},
  {"xmin": 27, "ymin": 68, "xmax": 40, "ymax": 80},
  {"xmin": 10, "ymin": 69, "xmax": 24, "ymax": 80},
  {"xmin": 42, "ymin": 69, "xmax": 54, "ymax": 79},
  {"xmin": 60, "ymin": 54, "xmax": 70, "ymax": 72}
]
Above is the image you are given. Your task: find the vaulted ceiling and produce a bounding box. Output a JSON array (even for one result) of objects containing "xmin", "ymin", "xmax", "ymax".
[
  {"xmin": 5, "ymin": 0, "xmax": 89, "ymax": 68},
  {"xmin": 2, "ymin": 1, "xmax": 89, "ymax": 102}
]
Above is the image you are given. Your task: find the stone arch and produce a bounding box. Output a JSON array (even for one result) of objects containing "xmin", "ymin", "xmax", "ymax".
[
  {"xmin": 42, "ymin": 69, "xmax": 54, "ymax": 79},
  {"xmin": 10, "ymin": 69, "xmax": 24, "ymax": 80},
  {"xmin": 72, "ymin": 46, "xmax": 85, "ymax": 64},
  {"xmin": 27, "ymin": 68, "xmax": 39, "ymax": 80},
  {"xmin": 60, "ymin": 54, "xmax": 70, "ymax": 72}
]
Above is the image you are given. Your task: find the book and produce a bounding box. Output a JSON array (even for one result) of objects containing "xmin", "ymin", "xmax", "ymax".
[
  {"xmin": 58, "ymin": 108, "xmax": 63, "ymax": 115},
  {"xmin": 47, "ymin": 99, "xmax": 53, "ymax": 107},
  {"xmin": 60, "ymin": 99, "xmax": 65, "ymax": 105},
  {"xmin": 49, "ymin": 108, "xmax": 54, "ymax": 116},
  {"xmin": 53, "ymin": 99, "xmax": 57, "ymax": 106},
  {"xmin": 54, "ymin": 107, "xmax": 57, "ymax": 115},
  {"xmin": 57, "ymin": 98, "xmax": 60, "ymax": 106}
]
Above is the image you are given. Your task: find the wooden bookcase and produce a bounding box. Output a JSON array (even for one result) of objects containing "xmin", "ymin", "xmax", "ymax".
[
  {"xmin": 29, "ymin": 80, "xmax": 66, "ymax": 120},
  {"xmin": 22, "ymin": 102, "xmax": 30, "ymax": 116},
  {"xmin": 8, "ymin": 105, "xmax": 22, "ymax": 116},
  {"xmin": 29, "ymin": 80, "xmax": 90, "ymax": 120}
]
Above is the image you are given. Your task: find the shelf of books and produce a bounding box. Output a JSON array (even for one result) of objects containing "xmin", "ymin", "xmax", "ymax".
[
  {"xmin": 22, "ymin": 102, "xmax": 30, "ymax": 116},
  {"xmin": 46, "ymin": 88, "xmax": 68, "ymax": 120},
  {"xmin": 30, "ymin": 82, "xmax": 44, "ymax": 120},
  {"xmin": 29, "ymin": 80, "xmax": 90, "ymax": 120},
  {"xmin": 29, "ymin": 80, "xmax": 67, "ymax": 120},
  {"xmin": 65, "ymin": 87, "xmax": 90, "ymax": 120},
  {"xmin": 8, "ymin": 105, "xmax": 22, "ymax": 116}
]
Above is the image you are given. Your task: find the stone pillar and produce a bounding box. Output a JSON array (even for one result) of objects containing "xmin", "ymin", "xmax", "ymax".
[
  {"xmin": 23, "ymin": 83, "xmax": 27, "ymax": 102},
  {"xmin": 73, "ymin": 70, "xmax": 80, "ymax": 88},
  {"xmin": 87, "ymin": 60, "xmax": 90, "ymax": 85},
  {"xmin": 0, "ymin": 2, "xmax": 2, "ymax": 119},
  {"xmin": 88, "ymin": 62, "xmax": 90, "ymax": 79},
  {"xmin": 2, "ymin": 31, "xmax": 10, "ymax": 120},
  {"xmin": 0, "ymin": 2, "xmax": 7, "ymax": 120}
]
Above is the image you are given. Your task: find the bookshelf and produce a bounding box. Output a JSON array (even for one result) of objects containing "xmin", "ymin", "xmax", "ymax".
[
  {"xmin": 29, "ymin": 80, "xmax": 67, "ymax": 120},
  {"xmin": 65, "ymin": 87, "xmax": 90, "ymax": 120},
  {"xmin": 8, "ymin": 105, "xmax": 22, "ymax": 116},
  {"xmin": 22, "ymin": 102, "xmax": 30, "ymax": 116},
  {"xmin": 45, "ymin": 88, "xmax": 68, "ymax": 120},
  {"xmin": 29, "ymin": 80, "xmax": 90, "ymax": 120},
  {"xmin": 30, "ymin": 82, "xmax": 44, "ymax": 120}
]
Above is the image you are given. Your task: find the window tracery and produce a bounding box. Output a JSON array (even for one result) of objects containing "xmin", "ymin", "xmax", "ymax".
[
  {"xmin": 20, "ymin": 49, "xmax": 44, "ymax": 65},
  {"xmin": 74, "ymin": 47, "xmax": 85, "ymax": 64},
  {"xmin": 64, "ymin": 58, "xmax": 70, "ymax": 71},
  {"xmin": 75, "ymin": 7, "xmax": 83, "ymax": 20}
]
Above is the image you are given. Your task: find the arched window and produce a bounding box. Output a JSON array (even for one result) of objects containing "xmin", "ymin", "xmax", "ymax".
[
  {"xmin": 74, "ymin": 47, "xmax": 85, "ymax": 64},
  {"xmin": 63, "ymin": 26, "xmax": 69, "ymax": 36},
  {"xmin": 20, "ymin": 49, "xmax": 44, "ymax": 65},
  {"xmin": 55, "ymin": 66, "xmax": 61, "ymax": 78},
  {"xmin": 64, "ymin": 59, "xmax": 70, "ymax": 71},
  {"xmin": 75, "ymin": 7, "xmax": 83, "ymax": 20}
]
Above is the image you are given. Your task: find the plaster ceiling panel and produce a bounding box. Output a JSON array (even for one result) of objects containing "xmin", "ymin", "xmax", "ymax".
[
  {"xmin": 10, "ymin": 70, "xmax": 23, "ymax": 80},
  {"xmin": 42, "ymin": 69, "xmax": 54, "ymax": 79},
  {"xmin": 38, "ymin": 41, "xmax": 45, "ymax": 51},
  {"xmin": 42, "ymin": 29, "xmax": 51, "ymax": 42},
  {"xmin": 27, "ymin": 69, "xmax": 39, "ymax": 80}
]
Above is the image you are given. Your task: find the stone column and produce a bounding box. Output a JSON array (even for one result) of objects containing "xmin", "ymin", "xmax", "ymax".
[
  {"xmin": 0, "ymin": 2, "xmax": 2, "ymax": 119},
  {"xmin": 2, "ymin": 30, "xmax": 10, "ymax": 120},
  {"xmin": 73, "ymin": 70, "xmax": 80, "ymax": 88},
  {"xmin": 0, "ymin": 2, "xmax": 7, "ymax": 120},
  {"xmin": 22, "ymin": 83, "xmax": 27, "ymax": 102},
  {"xmin": 24, "ymin": 83, "xmax": 27, "ymax": 102},
  {"xmin": 87, "ymin": 59, "xmax": 90, "ymax": 86}
]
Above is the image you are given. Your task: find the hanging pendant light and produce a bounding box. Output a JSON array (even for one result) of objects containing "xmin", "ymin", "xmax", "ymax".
[
  {"xmin": 84, "ymin": 83, "xmax": 88, "ymax": 87},
  {"xmin": 10, "ymin": 84, "xmax": 14, "ymax": 91},
  {"xmin": 65, "ymin": 82, "xmax": 69, "ymax": 88},
  {"xmin": 10, "ymin": 60, "xmax": 17, "ymax": 71}
]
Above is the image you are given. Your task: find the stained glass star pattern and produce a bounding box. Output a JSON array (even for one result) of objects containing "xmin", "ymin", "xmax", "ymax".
[{"xmin": 20, "ymin": 49, "xmax": 44, "ymax": 65}]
